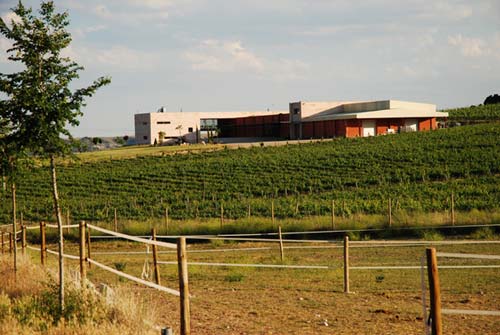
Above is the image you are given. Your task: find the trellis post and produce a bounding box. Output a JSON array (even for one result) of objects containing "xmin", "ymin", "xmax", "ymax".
[
  {"xmin": 278, "ymin": 225, "xmax": 284, "ymax": 262},
  {"xmin": 271, "ymin": 200, "xmax": 275, "ymax": 227},
  {"xmin": 388, "ymin": 198, "xmax": 392, "ymax": 227},
  {"xmin": 331, "ymin": 200, "xmax": 335, "ymax": 230},
  {"xmin": 451, "ymin": 193, "xmax": 455, "ymax": 226},
  {"xmin": 220, "ymin": 203, "xmax": 224, "ymax": 229}
]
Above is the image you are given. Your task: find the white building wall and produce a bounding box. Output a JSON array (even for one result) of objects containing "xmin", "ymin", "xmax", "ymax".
[{"xmin": 135, "ymin": 110, "xmax": 287, "ymax": 145}]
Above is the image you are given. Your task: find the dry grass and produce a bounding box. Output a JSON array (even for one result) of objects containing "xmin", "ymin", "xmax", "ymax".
[{"xmin": 0, "ymin": 254, "xmax": 163, "ymax": 335}]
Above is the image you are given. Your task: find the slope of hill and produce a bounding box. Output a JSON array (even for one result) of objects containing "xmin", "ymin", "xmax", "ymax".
[
  {"xmin": 444, "ymin": 103, "xmax": 500, "ymax": 122},
  {"xmin": 2, "ymin": 123, "xmax": 499, "ymax": 222}
]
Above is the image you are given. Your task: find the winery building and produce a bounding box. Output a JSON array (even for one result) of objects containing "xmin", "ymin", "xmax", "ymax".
[{"xmin": 134, "ymin": 100, "xmax": 447, "ymax": 144}]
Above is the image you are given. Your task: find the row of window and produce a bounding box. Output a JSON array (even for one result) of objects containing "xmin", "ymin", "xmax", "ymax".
[
  {"xmin": 142, "ymin": 127, "xmax": 195, "ymax": 141},
  {"xmin": 141, "ymin": 121, "xmax": 172, "ymax": 125}
]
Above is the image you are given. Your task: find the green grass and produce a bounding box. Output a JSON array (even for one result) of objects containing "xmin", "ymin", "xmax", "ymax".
[{"xmin": 74, "ymin": 143, "xmax": 224, "ymax": 162}]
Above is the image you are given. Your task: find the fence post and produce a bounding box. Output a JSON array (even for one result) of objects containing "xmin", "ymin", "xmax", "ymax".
[
  {"xmin": 87, "ymin": 225, "xmax": 92, "ymax": 269},
  {"xmin": 344, "ymin": 235, "xmax": 350, "ymax": 293},
  {"xmin": 21, "ymin": 225, "xmax": 26, "ymax": 255},
  {"xmin": 9, "ymin": 232, "xmax": 13, "ymax": 254},
  {"xmin": 331, "ymin": 200, "xmax": 335, "ymax": 230},
  {"xmin": 248, "ymin": 203, "xmax": 251, "ymax": 218},
  {"xmin": 40, "ymin": 222, "xmax": 46, "ymax": 266},
  {"xmin": 161, "ymin": 328, "xmax": 173, "ymax": 335},
  {"xmin": 114, "ymin": 208, "xmax": 118, "ymax": 231},
  {"xmin": 278, "ymin": 225, "xmax": 284, "ymax": 262},
  {"xmin": 177, "ymin": 237, "xmax": 191, "ymax": 335},
  {"xmin": 152, "ymin": 228, "xmax": 161, "ymax": 285},
  {"xmin": 426, "ymin": 248, "xmax": 442, "ymax": 335},
  {"xmin": 79, "ymin": 221, "xmax": 86, "ymax": 285},
  {"xmin": 1, "ymin": 232, "xmax": 4, "ymax": 254}
]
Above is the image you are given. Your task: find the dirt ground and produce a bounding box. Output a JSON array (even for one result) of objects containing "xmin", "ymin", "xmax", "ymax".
[
  {"xmin": 144, "ymin": 282, "xmax": 499, "ymax": 334},
  {"xmin": 94, "ymin": 241, "xmax": 500, "ymax": 335}
]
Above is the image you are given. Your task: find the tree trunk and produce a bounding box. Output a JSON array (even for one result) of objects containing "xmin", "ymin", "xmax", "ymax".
[
  {"xmin": 50, "ymin": 154, "xmax": 65, "ymax": 314},
  {"xmin": 11, "ymin": 181, "xmax": 17, "ymax": 273}
]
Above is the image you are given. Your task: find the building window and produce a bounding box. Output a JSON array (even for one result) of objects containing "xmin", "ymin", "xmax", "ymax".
[
  {"xmin": 142, "ymin": 122, "xmax": 147, "ymax": 125},
  {"xmin": 157, "ymin": 121, "xmax": 171, "ymax": 124},
  {"xmin": 188, "ymin": 127, "xmax": 193, "ymax": 132},
  {"xmin": 143, "ymin": 136, "xmax": 148, "ymax": 140},
  {"xmin": 293, "ymin": 108, "xmax": 300, "ymax": 115}
]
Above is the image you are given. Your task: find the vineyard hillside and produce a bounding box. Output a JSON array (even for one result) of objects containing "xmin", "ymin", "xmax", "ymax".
[{"xmin": 3, "ymin": 123, "xmax": 500, "ymax": 223}]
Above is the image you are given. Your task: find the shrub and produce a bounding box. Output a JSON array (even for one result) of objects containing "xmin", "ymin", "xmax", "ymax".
[
  {"xmin": 224, "ymin": 273, "xmax": 244, "ymax": 282},
  {"xmin": 470, "ymin": 227, "xmax": 497, "ymax": 240},
  {"xmin": 419, "ymin": 230, "xmax": 444, "ymax": 241}
]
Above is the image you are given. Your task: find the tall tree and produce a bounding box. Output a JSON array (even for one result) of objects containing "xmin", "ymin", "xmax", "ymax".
[
  {"xmin": 0, "ymin": 126, "xmax": 21, "ymax": 274},
  {"xmin": 0, "ymin": 1, "xmax": 110, "ymax": 314}
]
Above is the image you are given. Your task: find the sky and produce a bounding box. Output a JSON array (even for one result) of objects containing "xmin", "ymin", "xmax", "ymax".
[{"xmin": 1, "ymin": 0, "xmax": 499, "ymax": 137}]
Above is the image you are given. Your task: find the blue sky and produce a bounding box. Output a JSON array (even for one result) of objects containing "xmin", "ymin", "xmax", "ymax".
[{"xmin": 1, "ymin": 0, "xmax": 499, "ymax": 137}]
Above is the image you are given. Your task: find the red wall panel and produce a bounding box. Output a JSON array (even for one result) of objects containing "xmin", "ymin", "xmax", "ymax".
[{"xmin": 302, "ymin": 122, "xmax": 314, "ymax": 138}]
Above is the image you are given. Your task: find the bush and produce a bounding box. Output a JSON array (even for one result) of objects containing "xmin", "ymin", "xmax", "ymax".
[
  {"xmin": 419, "ymin": 230, "xmax": 444, "ymax": 241},
  {"xmin": 224, "ymin": 273, "xmax": 244, "ymax": 282},
  {"xmin": 470, "ymin": 227, "xmax": 497, "ymax": 240}
]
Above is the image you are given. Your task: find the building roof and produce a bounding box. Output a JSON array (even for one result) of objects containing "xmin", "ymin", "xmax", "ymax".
[{"xmin": 301, "ymin": 100, "xmax": 447, "ymax": 121}]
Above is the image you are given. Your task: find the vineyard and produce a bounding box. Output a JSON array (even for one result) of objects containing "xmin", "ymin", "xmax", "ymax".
[
  {"xmin": 2, "ymin": 123, "xmax": 499, "ymax": 224},
  {"xmin": 444, "ymin": 103, "xmax": 500, "ymax": 122}
]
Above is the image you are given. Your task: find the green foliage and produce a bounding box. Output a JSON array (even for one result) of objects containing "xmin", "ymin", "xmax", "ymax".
[
  {"xmin": 113, "ymin": 262, "xmax": 127, "ymax": 272},
  {"xmin": 444, "ymin": 104, "xmax": 500, "ymax": 122},
  {"xmin": 419, "ymin": 230, "xmax": 444, "ymax": 241},
  {"xmin": 6, "ymin": 281, "xmax": 106, "ymax": 329},
  {"xmin": 470, "ymin": 227, "xmax": 497, "ymax": 240},
  {"xmin": 484, "ymin": 94, "xmax": 500, "ymax": 105},
  {"xmin": 2, "ymin": 124, "xmax": 500, "ymax": 222},
  {"xmin": 0, "ymin": 1, "xmax": 111, "ymax": 158},
  {"xmin": 224, "ymin": 273, "xmax": 244, "ymax": 282},
  {"xmin": 0, "ymin": 293, "xmax": 10, "ymax": 322}
]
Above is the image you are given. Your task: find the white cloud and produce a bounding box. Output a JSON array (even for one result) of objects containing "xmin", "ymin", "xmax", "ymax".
[
  {"xmin": 127, "ymin": 0, "xmax": 175, "ymax": 10},
  {"xmin": 448, "ymin": 34, "xmax": 487, "ymax": 57},
  {"xmin": 1, "ymin": 11, "xmax": 21, "ymax": 27},
  {"xmin": 91, "ymin": 2, "xmax": 170, "ymax": 24},
  {"xmin": 429, "ymin": 1, "xmax": 472, "ymax": 21},
  {"xmin": 298, "ymin": 24, "xmax": 368, "ymax": 37},
  {"xmin": 0, "ymin": 37, "xmax": 13, "ymax": 63},
  {"xmin": 62, "ymin": 44, "xmax": 162, "ymax": 71},
  {"xmin": 73, "ymin": 24, "xmax": 107, "ymax": 38},
  {"xmin": 184, "ymin": 40, "xmax": 264, "ymax": 73},
  {"xmin": 183, "ymin": 39, "xmax": 309, "ymax": 81}
]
